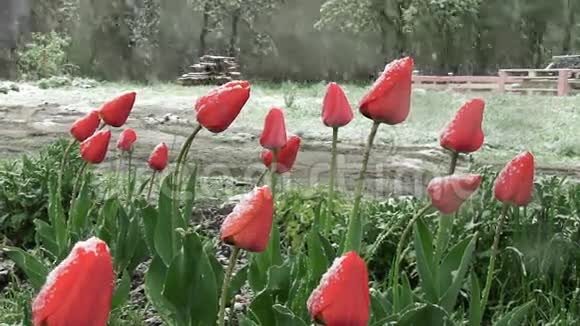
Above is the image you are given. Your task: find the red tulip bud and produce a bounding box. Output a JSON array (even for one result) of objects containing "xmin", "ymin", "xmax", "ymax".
[
  {"xmin": 32, "ymin": 237, "xmax": 113, "ymax": 326},
  {"xmin": 322, "ymin": 82, "xmax": 353, "ymax": 128},
  {"xmin": 428, "ymin": 174, "xmax": 482, "ymax": 214},
  {"xmin": 148, "ymin": 143, "xmax": 168, "ymax": 172},
  {"xmin": 117, "ymin": 128, "xmax": 137, "ymax": 152},
  {"xmin": 261, "ymin": 135, "xmax": 301, "ymax": 174},
  {"xmin": 195, "ymin": 80, "xmax": 251, "ymax": 133},
  {"xmin": 440, "ymin": 99, "xmax": 485, "ymax": 153},
  {"xmin": 99, "ymin": 92, "xmax": 136, "ymax": 127},
  {"xmin": 70, "ymin": 110, "xmax": 101, "ymax": 142},
  {"xmin": 260, "ymin": 108, "xmax": 287, "ymax": 149},
  {"xmin": 307, "ymin": 251, "xmax": 370, "ymax": 326},
  {"xmin": 494, "ymin": 152, "xmax": 535, "ymax": 206},
  {"xmin": 80, "ymin": 130, "xmax": 111, "ymax": 164},
  {"xmin": 359, "ymin": 57, "xmax": 414, "ymax": 125},
  {"xmin": 220, "ymin": 186, "xmax": 274, "ymax": 252}
]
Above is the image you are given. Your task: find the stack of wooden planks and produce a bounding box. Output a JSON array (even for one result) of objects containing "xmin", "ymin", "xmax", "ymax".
[{"xmin": 178, "ymin": 55, "xmax": 241, "ymax": 86}]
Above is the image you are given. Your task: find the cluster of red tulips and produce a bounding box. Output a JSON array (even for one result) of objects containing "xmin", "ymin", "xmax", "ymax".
[
  {"xmin": 28, "ymin": 56, "xmax": 536, "ymax": 326},
  {"xmin": 69, "ymin": 91, "xmax": 168, "ymax": 176}
]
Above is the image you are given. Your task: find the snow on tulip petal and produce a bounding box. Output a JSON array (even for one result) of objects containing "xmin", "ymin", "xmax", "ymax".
[
  {"xmin": 428, "ymin": 174, "xmax": 482, "ymax": 214},
  {"xmin": 99, "ymin": 91, "xmax": 136, "ymax": 127},
  {"xmin": 307, "ymin": 251, "xmax": 370, "ymax": 326},
  {"xmin": 359, "ymin": 57, "xmax": 413, "ymax": 125},
  {"xmin": 261, "ymin": 135, "xmax": 301, "ymax": 173},
  {"xmin": 440, "ymin": 99, "xmax": 486, "ymax": 153},
  {"xmin": 32, "ymin": 237, "xmax": 113, "ymax": 326},
  {"xmin": 70, "ymin": 110, "xmax": 101, "ymax": 142},
  {"xmin": 260, "ymin": 108, "xmax": 287, "ymax": 149},
  {"xmin": 220, "ymin": 186, "xmax": 274, "ymax": 252},
  {"xmin": 80, "ymin": 130, "xmax": 111, "ymax": 164},
  {"xmin": 494, "ymin": 152, "xmax": 535, "ymax": 206},
  {"xmin": 148, "ymin": 143, "xmax": 168, "ymax": 171},
  {"xmin": 117, "ymin": 128, "xmax": 137, "ymax": 152},
  {"xmin": 195, "ymin": 80, "xmax": 251, "ymax": 133},
  {"xmin": 322, "ymin": 82, "xmax": 354, "ymax": 127}
]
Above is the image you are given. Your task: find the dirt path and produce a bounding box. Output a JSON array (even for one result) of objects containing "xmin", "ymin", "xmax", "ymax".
[{"xmin": 1, "ymin": 84, "xmax": 579, "ymax": 197}]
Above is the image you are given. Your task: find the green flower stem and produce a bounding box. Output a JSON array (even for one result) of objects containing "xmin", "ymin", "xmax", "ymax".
[
  {"xmin": 365, "ymin": 214, "xmax": 408, "ymax": 262},
  {"xmin": 480, "ymin": 204, "xmax": 509, "ymax": 321},
  {"xmin": 70, "ymin": 161, "xmax": 88, "ymax": 209},
  {"xmin": 344, "ymin": 120, "xmax": 380, "ymax": 253},
  {"xmin": 147, "ymin": 171, "xmax": 157, "ymax": 201},
  {"xmin": 58, "ymin": 139, "xmax": 76, "ymax": 191},
  {"xmin": 327, "ymin": 127, "xmax": 339, "ymax": 226},
  {"xmin": 116, "ymin": 152, "xmax": 123, "ymax": 185},
  {"xmin": 270, "ymin": 149, "xmax": 279, "ymax": 198},
  {"xmin": 175, "ymin": 124, "xmax": 203, "ymax": 192},
  {"xmin": 254, "ymin": 168, "xmax": 268, "ymax": 187},
  {"xmin": 434, "ymin": 215, "xmax": 453, "ymax": 264},
  {"xmin": 448, "ymin": 151, "xmax": 459, "ymax": 175},
  {"xmin": 218, "ymin": 246, "xmax": 241, "ymax": 326},
  {"xmin": 127, "ymin": 150, "xmax": 133, "ymax": 201},
  {"xmin": 392, "ymin": 203, "xmax": 431, "ymax": 312}
]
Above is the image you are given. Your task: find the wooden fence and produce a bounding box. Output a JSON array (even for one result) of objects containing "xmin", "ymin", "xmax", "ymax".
[{"xmin": 413, "ymin": 69, "xmax": 580, "ymax": 96}]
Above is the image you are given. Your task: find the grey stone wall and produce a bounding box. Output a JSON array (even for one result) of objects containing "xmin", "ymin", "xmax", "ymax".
[{"xmin": 0, "ymin": 0, "xmax": 30, "ymax": 78}]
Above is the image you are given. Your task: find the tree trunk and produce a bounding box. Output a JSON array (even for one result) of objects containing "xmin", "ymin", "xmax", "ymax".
[
  {"xmin": 562, "ymin": 0, "xmax": 575, "ymax": 53},
  {"xmin": 228, "ymin": 8, "xmax": 241, "ymax": 57},
  {"xmin": 199, "ymin": 1, "xmax": 210, "ymax": 57},
  {"xmin": 395, "ymin": 2, "xmax": 407, "ymax": 56}
]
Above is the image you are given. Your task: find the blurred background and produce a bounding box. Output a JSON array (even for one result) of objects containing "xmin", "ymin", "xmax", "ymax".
[{"xmin": 0, "ymin": 0, "xmax": 579, "ymax": 82}]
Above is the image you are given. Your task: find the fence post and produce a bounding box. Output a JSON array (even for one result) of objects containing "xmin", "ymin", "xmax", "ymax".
[
  {"xmin": 498, "ymin": 70, "xmax": 507, "ymax": 93},
  {"xmin": 557, "ymin": 69, "xmax": 570, "ymax": 96}
]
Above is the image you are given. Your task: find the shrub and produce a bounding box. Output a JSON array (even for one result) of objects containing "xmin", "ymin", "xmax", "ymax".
[
  {"xmin": 0, "ymin": 139, "xmax": 84, "ymax": 247},
  {"xmin": 17, "ymin": 32, "xmax": 74, "ymax": 80}
]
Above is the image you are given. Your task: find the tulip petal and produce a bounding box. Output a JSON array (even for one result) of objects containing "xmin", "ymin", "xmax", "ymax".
[
  {"xmin": 261, "ymin": 135, "xmax": 301, "ymax": 174},
  {"xmin": 359, "ymin": 57, "xmax": 413, "ymax": 125},
  {"xmin": 99, "ymin": 92, "xmax": 136, "ymax": 127},
  {"xmin": 307, "ymin": 251, "xmax": 370, "ymax": 325},
  {"xmin": 428, "ymin": 174, "xmax": 482, "ymax": 214},
  {"xmin": 70, "ymin": 110, "xmax": 101, "ymax": 142},
  {"xmin": 80, "ymin": 130, "xmax": 111, "ymax": 164},
  {"xmin": 117, "ymin": 128, "xmax": 138, "ymax": 152},
  {"xmin": 322, "ymin": 82, "xmax": 354, "ymax": 128},
  {"xmin": 494, "ymin": 152, "xmax": 535, "ymax": 206},
  {"xmin": 220, "ymin": 186, "xmax": 274, "ymax": 252},
  {"xmin": 440, "ymin": 99, "xmax": 485, "ymax": 153},
  {"xmin": 148, "ymin": 143, "xmax": 169, "ymax": 171},
  {"xmin": 260, "ymin": 108, "xmax": 288, "ymax": 149},
  {"xmin": 195, "ymin": 80, "xmax": 251, "ymax": 133},
  {"xmin": 32, "ymin": 237, "xmax": 113, "ymax": 326}
]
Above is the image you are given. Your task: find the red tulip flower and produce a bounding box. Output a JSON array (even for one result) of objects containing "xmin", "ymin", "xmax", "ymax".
[
  {"xmin": 70, "ymin": 110, "xmax": 101, "ymax": 142},
  {"xmin": 148, "ymin": 143, "xmax": 169, "ymax": 172},
  {"xmin": 260, "ymin": 108, "xmax": 287, "ymax": 149},
  {"xmin": 80, "ymin": 130, "xmax": 111, "ymax": 164},
  {"xmin": 428, "ymin": 174, "xmax": 483, "ymax": 214},
  {"xmin": 220, "ymin": 186, "xmax": 274, "ymax": 252},
  {"xmin": 307, "ymin": 251, "xmax": 370, "ymax": 326},
  {"xmin": 117, "ymin": 128, "xmax": 137, "ymax": 152},
  {"xmin": 261, "ymin": 135, "xmax": 301, "ymax": 174},
  {"xmin": 359, "ymin": 57, "xmax": 414, "ymax": 125},
  {"xmin": 99, "ymin": 92, "xmax": 137, "ymax": 127},
  {"xmin": 494, "ymin": 152, "xmax": 535, "ymax": 206},
  {"xmin": 440, "ymin": 99, "xmax": 486, "ymax": 153},
  {"xmin": 322, "ymin": 82, "xmax": 353, "ymax": 128},
  {"xmin": 32, "ymin": 237, "xmax": 113, "ymax": 326},
  {"xmin": 195, "ymin": 80, "xmax": 251, "ymax": 133}
]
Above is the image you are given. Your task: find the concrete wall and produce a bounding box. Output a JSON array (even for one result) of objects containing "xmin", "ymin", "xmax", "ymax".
[{"xmin": 0, "ymin": 0, "xmax": 30, "ymax": 78}]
